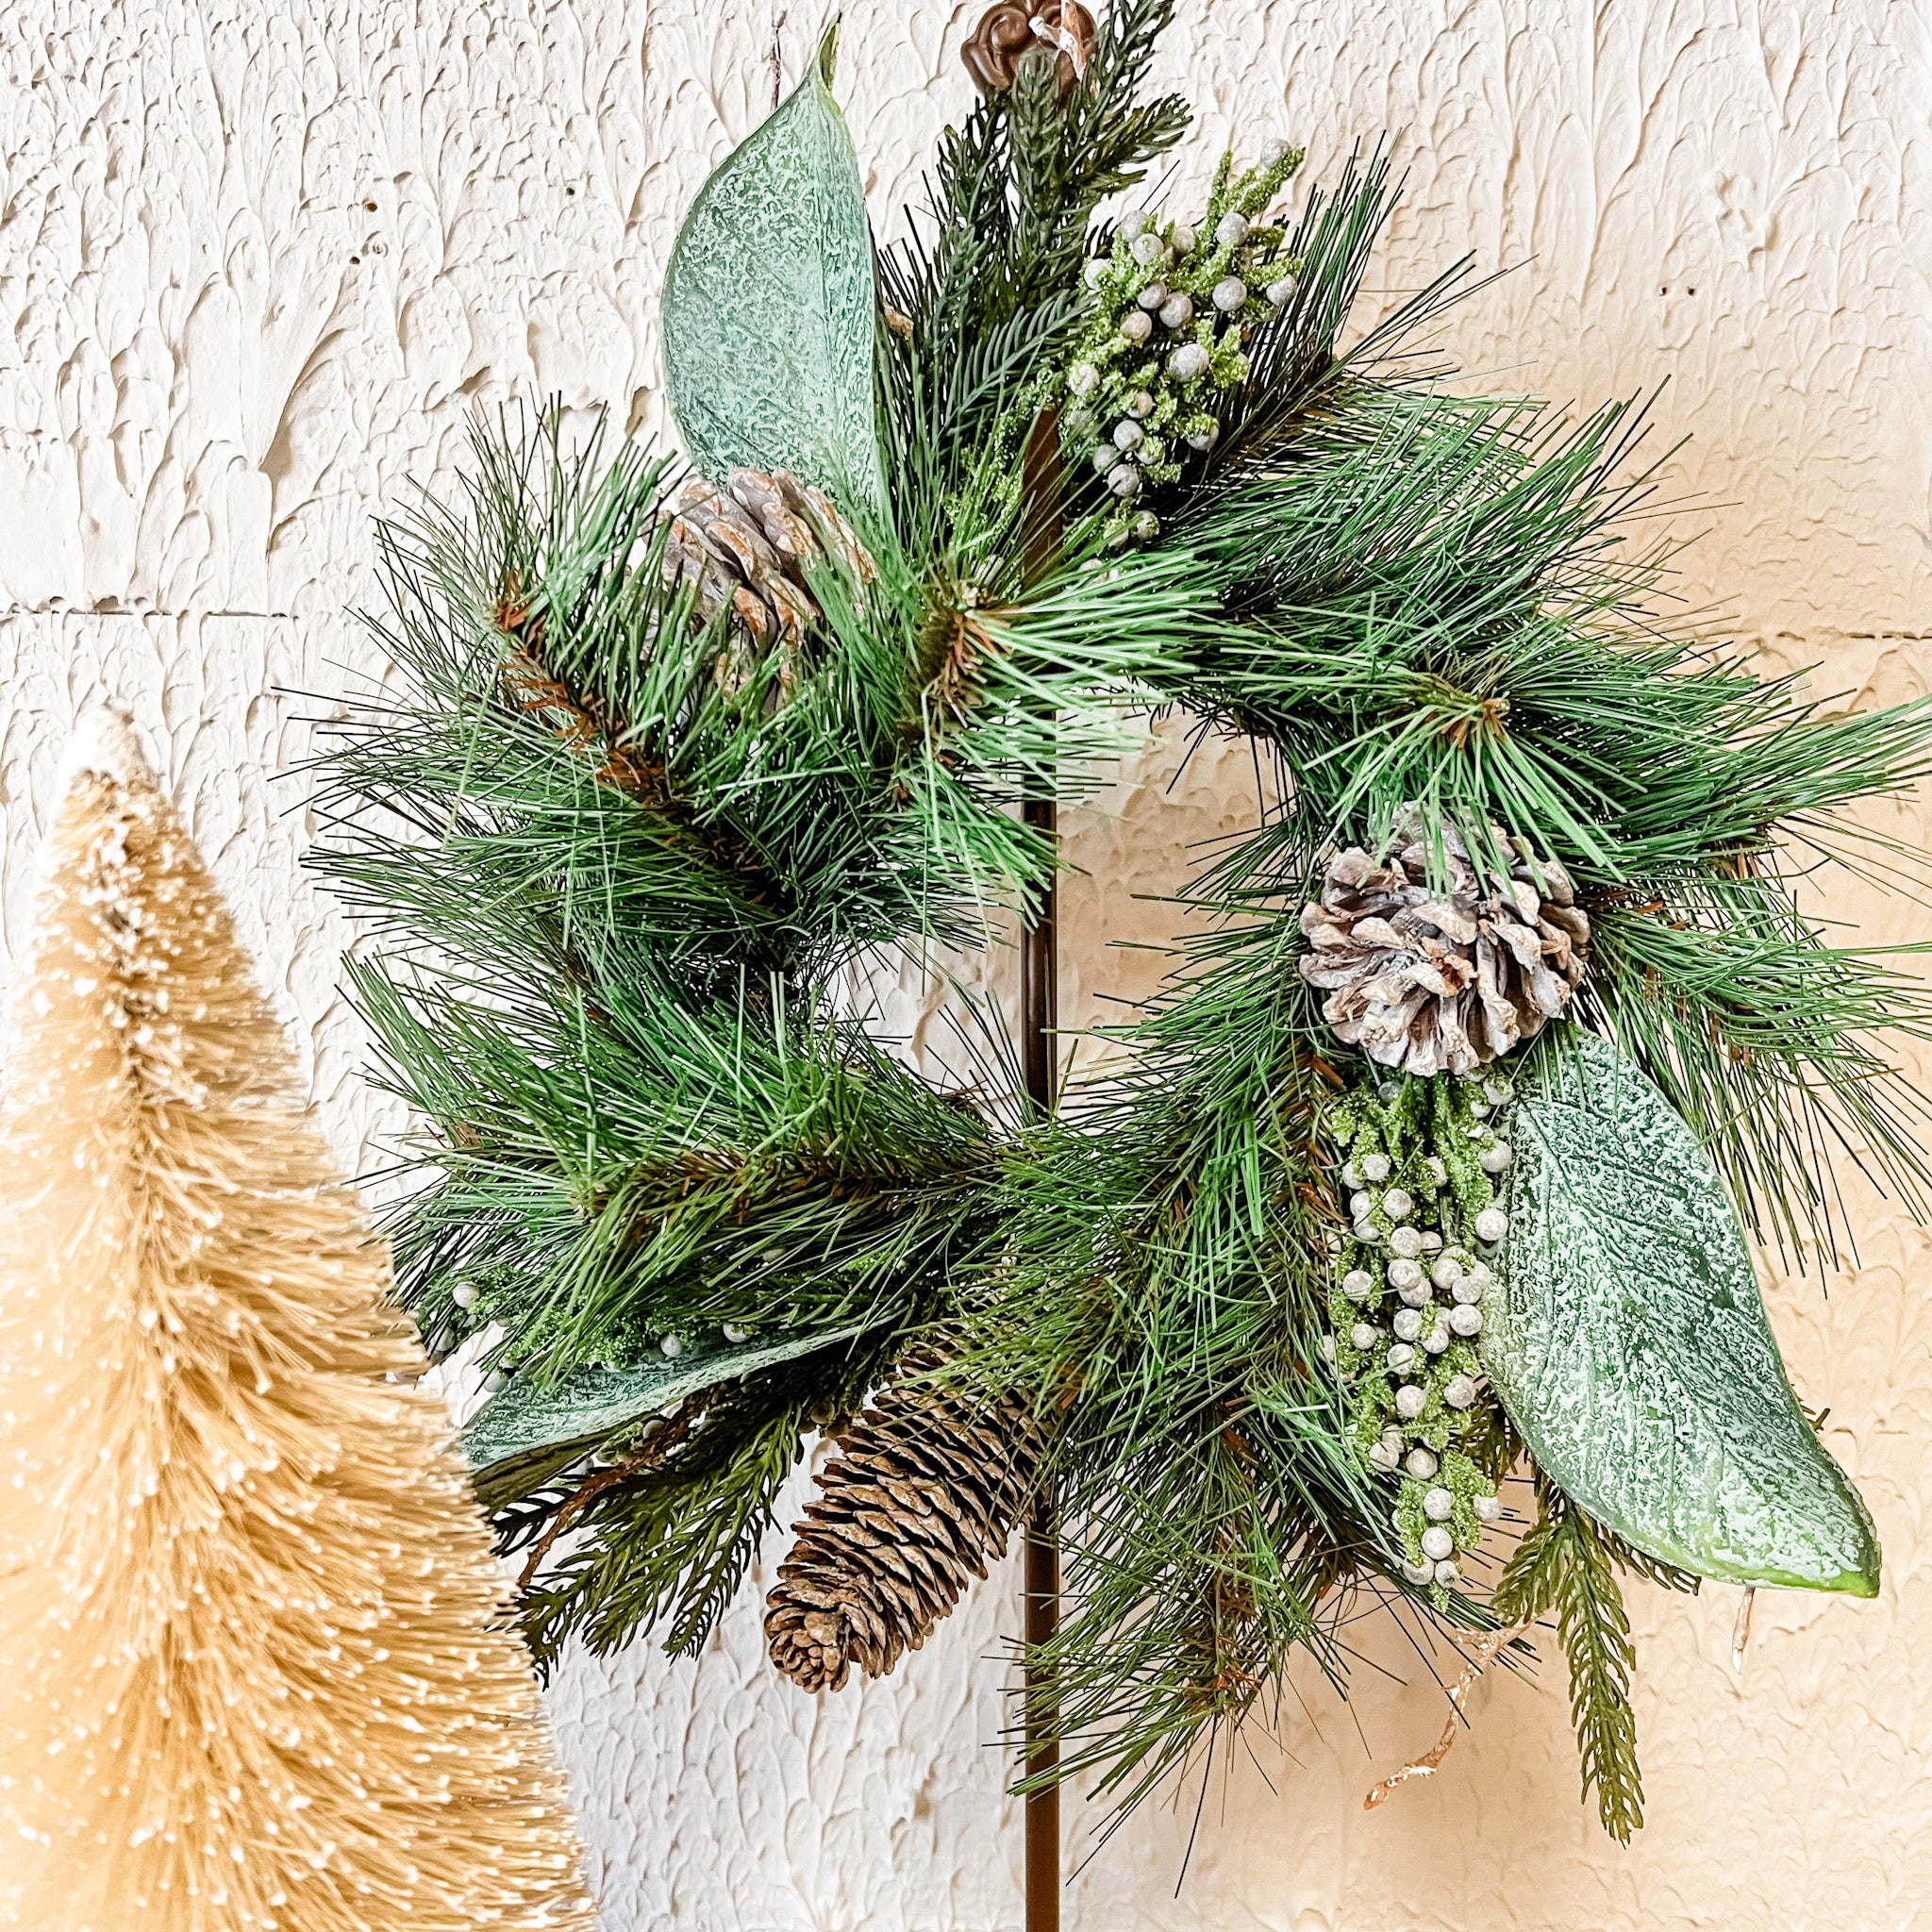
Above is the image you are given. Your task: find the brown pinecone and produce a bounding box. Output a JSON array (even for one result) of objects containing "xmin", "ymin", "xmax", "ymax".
[
  {"xmin": 1299, "ymin": 813, "xmax": 1590, "ymax": 1076},
  {"xmin": 662, "ymin": 468, "xmax": 874, "ymax": 659},
  {"xmin": 961, "ymin": 2, "xmax": 1095, "ymax": 94},
  {"xmin": 765, "ymin": 1353, "xmax": 1047, "ymax": 1692}
]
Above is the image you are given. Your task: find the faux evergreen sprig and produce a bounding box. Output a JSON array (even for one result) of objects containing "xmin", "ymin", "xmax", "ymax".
[{"xmin": 1491, "ymin": 1480, "xmax": 1698, "ymax": 1840}]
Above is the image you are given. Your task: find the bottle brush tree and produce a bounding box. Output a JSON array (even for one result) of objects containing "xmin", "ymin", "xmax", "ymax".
[{"xmin": 0, "ymin": 710, "xmax": 594, "ymax": 1932}]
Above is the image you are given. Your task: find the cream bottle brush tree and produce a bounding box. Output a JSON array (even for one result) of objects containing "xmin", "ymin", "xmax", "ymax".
[{"xmin": 0, "ymin": 709, "xmax": 593, "ymax": 1932}]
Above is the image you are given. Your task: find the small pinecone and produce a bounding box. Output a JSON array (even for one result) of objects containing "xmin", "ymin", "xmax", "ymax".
[
  {"xmin": 1299, "ymin": 814, "xmax": 1590, "ymax": 1076},
  {"xmin": 961, "ymin": 1, "xmax": 1095, "ymax": 94},
  {"xmin": 662, "ymin": 467, "xmax": 874, "ymax": 656},
  {"xmin": 765, "ymin": 1354, "xmax": 1046, "ymax": 1692}
]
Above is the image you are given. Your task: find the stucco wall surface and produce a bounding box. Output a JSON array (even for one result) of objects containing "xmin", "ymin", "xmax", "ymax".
[{"xmin": 3, "ymin": 2, "xmax": 1929, "ymax": 1927}]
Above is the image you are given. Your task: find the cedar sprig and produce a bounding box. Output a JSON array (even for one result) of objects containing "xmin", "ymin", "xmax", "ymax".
[{"xmin": 1491, "ymin": 1481, "xmax": 1691, "ymax": 1842}]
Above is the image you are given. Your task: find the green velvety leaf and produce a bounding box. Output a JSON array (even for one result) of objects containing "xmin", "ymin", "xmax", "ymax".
[
  {"xmin": 1483, "ymin": 1026, "xmax": 1880, "ymax": 1595},
  {"xmin": 660, "ymin": 21, "xmax": 885, "ymax": 516},
  {"xmin": 464, "ymin": 1324, "xmax": 865, "ymax": 1510}
]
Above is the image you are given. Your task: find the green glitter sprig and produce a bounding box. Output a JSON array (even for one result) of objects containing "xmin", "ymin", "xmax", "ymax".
[{"xmin": 1058, "ymin": 145, "xmax": 1306, "ymax": 544}]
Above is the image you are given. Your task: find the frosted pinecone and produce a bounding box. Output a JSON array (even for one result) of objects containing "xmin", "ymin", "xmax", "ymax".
[
  {"xmin": 662, "ymin": 467, "xmax": 874, "ymax": 657},
  {"xmin": 1300, "ymin": 814, "xmax": 1590, "ymax": 1075}
]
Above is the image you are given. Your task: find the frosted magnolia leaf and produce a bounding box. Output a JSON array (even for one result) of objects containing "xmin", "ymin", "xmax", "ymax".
[
  {"xmin": 1481, "ymin": 1027, "xmax": 1880, "ymax": 1594},
  {"xmin": 465, "ymin": 1324, "xmax": 866, "ymax": 1508},
  {"xmin": 661, "ymin": 22, "xmax": 886, "ymax": 519}
]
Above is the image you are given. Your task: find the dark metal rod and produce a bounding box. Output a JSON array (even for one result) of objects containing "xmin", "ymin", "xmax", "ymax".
[
  {"xmin": 1016, "ymin": 400, "xmax": 1063, "ymax": 1932},
  {"xmin": 1020, "ymin": 799, "xmax": 1058, "ymax": 1117},
  {"xmin": 1020, "ymin": 791, "xmax": 1058, "ymax": 1932},
  {"xmin": 1024, "ymin": 1503, "xmax": 1060, "ymax": 1931}
]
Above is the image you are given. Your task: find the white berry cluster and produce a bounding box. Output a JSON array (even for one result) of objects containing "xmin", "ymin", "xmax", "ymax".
[
  {"xmin": 1321, "ymin": 1068, "xmax": 1518, "ymax": 1592},
  {"xmin": 1058, "ymin": 142, "xmax": 1305, "ymax": 546}
]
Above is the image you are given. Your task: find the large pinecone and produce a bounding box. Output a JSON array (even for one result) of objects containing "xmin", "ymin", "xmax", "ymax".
[
  {"xmin": 662, "ymin": 467, "xmax": 874, "ymax": 654},
  {"xmin": 1299, "ymin": 815, "xmax": 1590, "ymax": 1076},
  {"xmin": 766, "ymin": 1354, "xmax": 1046, "ymax": 1692}
]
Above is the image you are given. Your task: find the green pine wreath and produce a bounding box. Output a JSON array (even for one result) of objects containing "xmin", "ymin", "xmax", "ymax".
[{"xmin": 316, "ymin": 2, "xmax": 1928, "ymax": 1841}]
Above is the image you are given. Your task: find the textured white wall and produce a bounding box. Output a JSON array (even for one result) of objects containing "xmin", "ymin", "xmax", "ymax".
[{"xmin": 4, "ymin": 2, "xmax": 1930, "ymax": 1927}]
